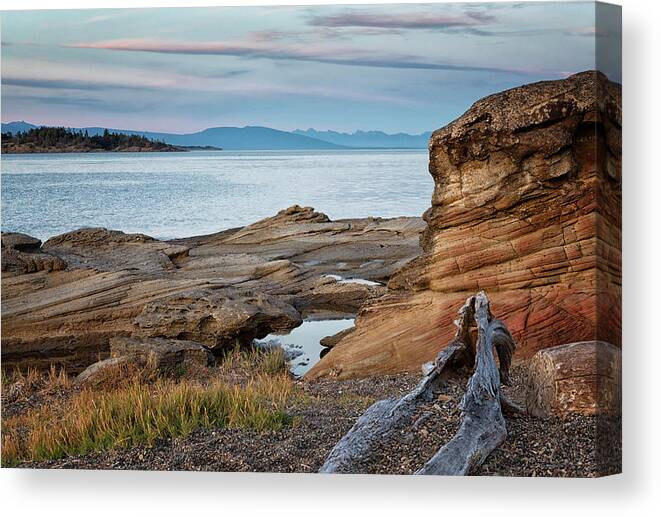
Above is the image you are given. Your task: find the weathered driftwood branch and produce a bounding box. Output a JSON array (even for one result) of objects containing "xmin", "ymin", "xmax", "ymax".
[
  {"xmin": 318, "ymin": 297, "xmax": 475, "ymax": 473},
  {"xmin": 319, "ymin": 291, "xmax": 516, "ymax": 475},
  {"xmin": 415, "ymin": 293, "xmax": 516, "ymax": 475}
]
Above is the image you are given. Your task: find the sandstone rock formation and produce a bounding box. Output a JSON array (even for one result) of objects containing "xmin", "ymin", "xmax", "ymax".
[
  {"xmin": 1, "ymin": 232, "xmax": 67, "ymax": 276},
  {"xmin": 1, "ymin": 206, "xmax": 424, "ymax": 371},
  {"xmin": 320, "ymin": 326, "xmax": 355, "ymax": 349},
  {"xmin": 41, "ymin": 227, "xmax": 190, "ymax": 272},
  {"xmin": 309, "ymin": 71, "xmax": 621, "ymax": 379},
  {"xmin": 131, "ymin": 288, "xmax": 302, "ymax": 349},
  {"xmin": 525, "ymin": 341, "xmax": 621, "ymax": 418}
]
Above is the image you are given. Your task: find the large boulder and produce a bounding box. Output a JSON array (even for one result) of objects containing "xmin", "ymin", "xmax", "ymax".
[
  {"xmin": 42, "ymin": 227, "xmax": 189, "ymax": 271},
  {"xmin": 525, "ymin": 341, "xmax": 621, "ymax": 418},
  {"xmin": 309, "ymin": 71, "xmax": 621, "ymax": 379},
  {"xmin": 1, "ymin": 232, "xmax": 67, "ymax": 276},
  {"xmin": 132, "ymin": 288, "xmax": 302, "ymax": 350},
  {"xmin": 110, "ymin": 336, "xmax": 213, "ymax": 370}
]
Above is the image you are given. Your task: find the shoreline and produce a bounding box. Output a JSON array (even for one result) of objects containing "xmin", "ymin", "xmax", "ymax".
[
  {"xmin": 1, "ymin": 206, "xmax": 425, "ymax": 373},
  {"xmin": 1, "ymin": 72, "xmax": 622, "ymax": 477},
  {"xmin": 0, "ymin": 146, "xmax": 225, "ymax": 154},
  {"xmin": 1, "ymin": 146, "xmax": 426, "ymax": 155},
  {"xmin": 3, "ymin": 213, "xmax": 426, "ymax": 253}
]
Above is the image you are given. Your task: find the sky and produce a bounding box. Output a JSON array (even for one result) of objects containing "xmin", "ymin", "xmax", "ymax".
[{"xmin": 0, "ymin": 2, "xmax": 620, "ymax": 134}]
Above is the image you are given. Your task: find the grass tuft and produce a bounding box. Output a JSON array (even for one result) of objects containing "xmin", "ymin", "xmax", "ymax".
[
  {"xmin": 221, "ymin": 344, "xmax": 288, "ymax": 376},
  {"xmin": 2, "ymin": 373, "xmax": 294, "ymax": 467},
  {"xmin": 258, "ymin": 347, "xmax": 287, "ymax": 375},
  {"xmin": 2, "ymin": 365, "xmax": 71, "ymax": 403}
]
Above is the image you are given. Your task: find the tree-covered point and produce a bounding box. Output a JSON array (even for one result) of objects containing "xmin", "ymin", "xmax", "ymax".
[{"xmin": 1, "ymin": 126, "xmax": 181, "ymax": 152}]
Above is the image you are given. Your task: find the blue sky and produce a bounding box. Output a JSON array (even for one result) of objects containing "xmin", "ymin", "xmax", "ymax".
[{"xmin": 1, "ymin": 2, "xmax": 617, "ymax": 133}]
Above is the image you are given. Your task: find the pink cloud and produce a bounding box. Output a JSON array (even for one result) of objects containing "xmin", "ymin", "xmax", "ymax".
[
  {"xmin": 309, "ymin": 11, "xmax": 494, "ymax": 30},
  {"xmin": 62, "ymin": 38, "xmax": 549, "ymax": 76},
  {"xmin": 566, "ymin": 26, "xmax": 612, "ymax": 37}
]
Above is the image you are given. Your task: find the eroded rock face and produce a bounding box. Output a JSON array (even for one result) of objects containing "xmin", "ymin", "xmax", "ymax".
[
  {"xmin": 1, "ymin": 232, "xmax": 67, "ymax": 276},
  {"xmin": 42, "ymin": 227, "xmax": 190, "ymax": 272},
  {"xmin": 309, "ymin": 71, "xmax": 621, "ymax": 379},
  {"xmin": 132, "ymin": 288, "xmax": 302, "ymax": 349},
  {"xmin": 1, "ymin": 206, "xmax": 424, "ymax": 371}
]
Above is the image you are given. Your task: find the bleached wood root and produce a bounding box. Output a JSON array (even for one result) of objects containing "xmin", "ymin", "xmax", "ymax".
[
  {"xmin": 319, "ymin": 291, "xmax": 517, "ymax": 475},
  {"xmin": 416, "ymin": 293, "xmax": 516, "ymax": 475}
]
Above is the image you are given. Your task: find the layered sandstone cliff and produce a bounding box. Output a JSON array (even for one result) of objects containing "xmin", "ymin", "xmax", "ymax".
[{"xmin": 308, "ymin": 71, "xmax": 621, "ymax": 379}]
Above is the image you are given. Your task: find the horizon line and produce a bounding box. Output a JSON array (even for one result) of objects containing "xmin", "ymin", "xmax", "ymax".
[{"xmin": 0, "ymin": 119, "xmax": 434, "ymax": 137}]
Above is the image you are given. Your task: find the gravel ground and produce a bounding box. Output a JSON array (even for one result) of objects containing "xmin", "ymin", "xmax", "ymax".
[
  {"xmin": 475, "ymin": 366, "xmax": 621, "ymax": 477},
  {"xmin": 2, "ymin": 377, "xmax": 79, "ymax": 419},
  {"xmin": 5, "ymin": 366, "xmax": 621, "ymax": 476},
  {"xmin": 339, "ymin": 373, "xmax": 466, "ymax": 475},
  {"xmin": 11, "ymin": 373, "xmax": 419, "ymax": 473}
]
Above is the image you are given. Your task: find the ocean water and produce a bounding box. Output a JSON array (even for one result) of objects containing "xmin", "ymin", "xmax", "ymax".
[{"xmin": 1, "ymin": 149, "xmax": 431, "ymax": 241}]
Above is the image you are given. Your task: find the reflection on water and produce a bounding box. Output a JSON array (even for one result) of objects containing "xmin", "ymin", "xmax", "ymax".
[
  {"xmin": 1, "ymin": 150, "xmax": 431, "ymax": 241},
  {"xmin": 256, "ymin": 318, "xmax": 355, "ymax": 377}
]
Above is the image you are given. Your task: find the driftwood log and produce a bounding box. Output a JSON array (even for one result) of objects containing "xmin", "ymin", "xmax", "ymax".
[
  {"xmin": 319, "ymin": 291, "xmax": 517, "ymax": 475},
  {"xmin": 525, "ymin": 341, "xmax": 621, "ymax": 419}
]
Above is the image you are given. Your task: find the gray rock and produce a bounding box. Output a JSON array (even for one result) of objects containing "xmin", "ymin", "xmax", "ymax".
[
  {"xmin": 320, "ymin": 326, "xmax": 356, "ymax": 349},
  {"xmin": 76, "ymin": 356, "xmax": 132, "ymax": 385},
  {"xmin": 132, "ymin": 288, "xmax": 302, "ymax": 350},
  {"xmin": 1, "ymin": 232, "xmax": 42, "ymax": 251},
  {"xmin": 110, "ymin": 336, "xmax": 213, "ymax": 370}
]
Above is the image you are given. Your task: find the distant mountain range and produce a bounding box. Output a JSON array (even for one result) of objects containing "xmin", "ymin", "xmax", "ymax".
[
  {"xmin": 293, "ymin": 128, "xmax": 431, "ymax": 149},
  {"xmin": 1, "ymin": 121, "xmax": 430, "ymax": 150},
  {"xmin": 2, "ymin": 121, "xmax": 36, "ymax": 134}
]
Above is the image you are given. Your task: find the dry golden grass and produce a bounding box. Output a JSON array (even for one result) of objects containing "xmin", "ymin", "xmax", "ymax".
[
  {"xmin": 1, "ymin": 348, "xmax": 295, "ymax": 467},
  {"xmin": 2, "ymin": 365, "xmax": 72, "ymax": 403},
  {"xmin": 2, "ymin": 366, "xmax": 41, "ymax": 391},
  {"xmin": 221, "ymin": 344, "xmax": 287, "ymax": 376},
  {"xmin": 257, "ymin": 347, "xmax": 287, "ymax": 375}
]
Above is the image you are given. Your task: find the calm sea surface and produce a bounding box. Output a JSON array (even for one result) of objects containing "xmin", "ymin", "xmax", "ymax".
[{"xmin": 1, "ymin": 150, "xmax": 431, "ymax": 241}]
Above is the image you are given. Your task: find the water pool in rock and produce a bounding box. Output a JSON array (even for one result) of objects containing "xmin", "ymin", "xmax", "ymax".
[{"xmin": 256, "ymin": 318, "xmax": 355, "ymax": 376}]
